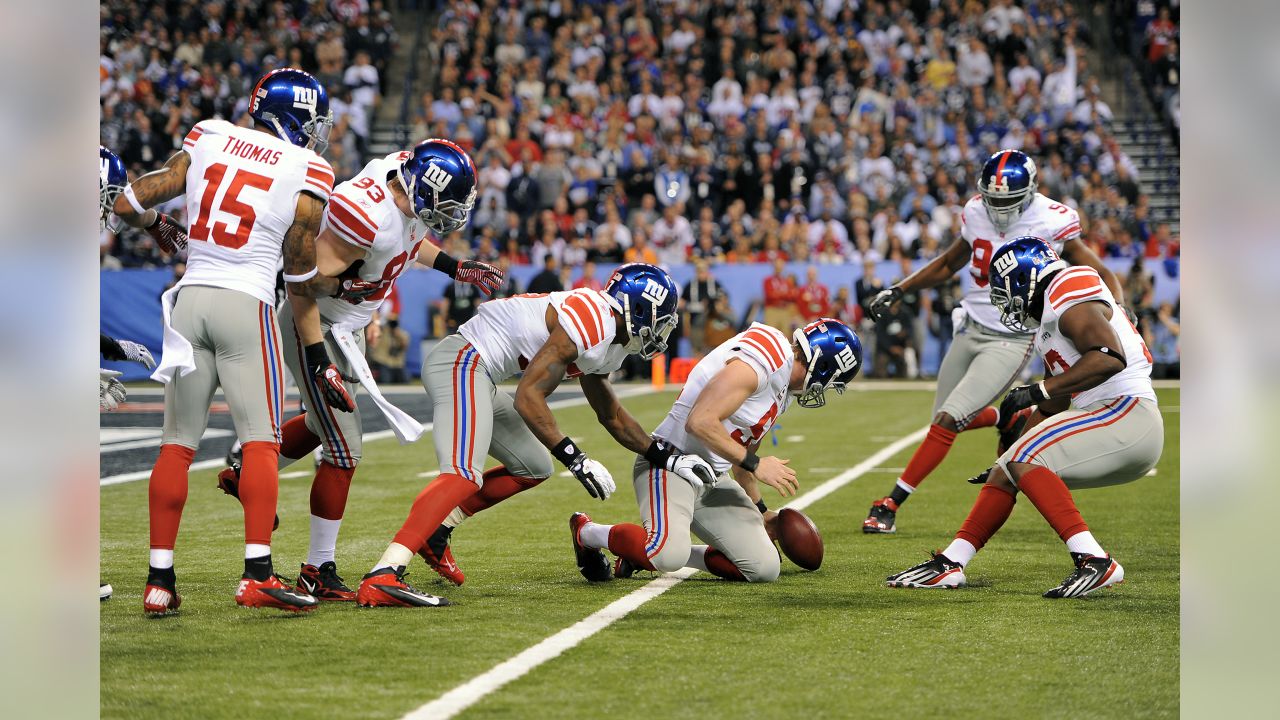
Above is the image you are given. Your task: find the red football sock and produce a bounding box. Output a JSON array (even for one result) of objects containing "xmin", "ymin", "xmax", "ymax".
[
  {"xmin": 955, "ymin": 484, "xmax": 1017, "ymax": 550},
  {"xmin": 898, "ymin": 424, "xmax": 958, "ymax": 490},
  {"xmin": 966, "ymin": 406, "xmax": 1000, "ymax": 431},
  {"xmin": 459, "ymin": 466, "xmax": 547, "ymax": 516},
  {"xmin": 239, "ymin": 441, "xmax": 280, "ymax": 546},
  {"xmin": 392, "ymin": 473, "xmax": 478, "ymax": 552},
  {"xmin": 606, "ymin": 523, "xmax": 656, "ymax": 571},
  {"xmin": 703, "ymin": 548, "xmax": 747, "ymax": 581},
  {"xmin": 148, "ymin": 444, "xmax": 196, "ymax": 550},
  {"xmin": 1017, "ymin": 466, "xmax": 1089, "ymax": 542},
  {"xmin": 310, "ymin": 460, "xmax": 356, "ymax": 521},
  {"xmin": 279, "ymin": 413, "xmax": 322, "ymax": 461}
]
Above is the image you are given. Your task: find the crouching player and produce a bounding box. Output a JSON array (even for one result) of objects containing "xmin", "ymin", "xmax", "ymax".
[
  {"xmin": 886, "ymin": 237, "xmax": 1162, "ymax": 598},
  {"xmin": 571, "ymin": 319, "xmax": 862, "ymax": 583}
]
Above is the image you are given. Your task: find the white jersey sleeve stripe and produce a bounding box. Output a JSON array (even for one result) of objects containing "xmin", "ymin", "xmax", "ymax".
[{"xmin": 327, "ymin": 195, "xmax": 377, "ymax": 247}]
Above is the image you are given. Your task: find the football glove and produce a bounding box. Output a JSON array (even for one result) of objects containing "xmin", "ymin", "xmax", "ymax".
[
  {"xmin": 303, "ymin": 343, "xmax": 356, "ymax": 413},
  {"xmin": 334, "ymin": 278, "xmax": 388, "ymax": 304},
  {"xmin": 868, "ymin": 286, "xmax": 903, "ymax": 322},
  {"xmin": 146, "ymin": 212, "xmax": 188, "ymax": 255},
  {"xmin": 967, "ymin": 467, "xmax": 992, "ymax": 485},
  {"xmin": 570, "ymin": 457, "xmax": 615, "ymax": 500},
  {"xmin": 667, "ymin": 453, "xmax": 717, "ymax": 492},
  {"xmin": 100, "ymin": 334, "xmax": 155, "ymax": 369},
  {"xmin": 999, "ymin": 382, "xmax": 1049, "ymax": 422},
  {"xmin": 99, "ymin": 369, "xmax": 126, "ymax": 411},
  {"xmin": 456, "ymin": 260, "xmax": 504, "ymax": 296}
]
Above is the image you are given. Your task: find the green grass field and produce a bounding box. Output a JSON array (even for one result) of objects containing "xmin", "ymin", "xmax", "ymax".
[{"xmin": 100, "ymin": 385, "xmax": 1179, "ymax": 719}]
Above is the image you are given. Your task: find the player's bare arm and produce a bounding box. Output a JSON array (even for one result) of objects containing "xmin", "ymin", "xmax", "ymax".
[
  {"xmin": 1061, "ymin": 238, "xmax": 1126, "ymax": 307},
  {"xmin": 112, "ymin": 150, "xmax": 191, "ymax": 227},
  {"xmin": 1043, "ymin": 301, "xmax": 1128, "ymax": 397},
  {"xmin": 283, "ymin": 192, "xmax": 337, "ymax": 346},
  {"xmin": 686, "ymin": 359, "xmax": 798, "ymax": 497},
  {"xmin": 578, "ymin": 373, "xmax": 653, "ymax": 455},
  {"xmin": 513, "ymin": 308, "xmax": 580, "ymax": 449},
  {"xmin": 870, "ymin": 235, "xmax": 971, "ymax": 320}
]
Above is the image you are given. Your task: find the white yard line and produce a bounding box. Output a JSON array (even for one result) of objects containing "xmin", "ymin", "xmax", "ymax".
[
  {"xmin": 99, "ymin": 386, "xmax": 661, "ymax": 486},
  {"xmin": 401, "ymin": 425, "xmax": 930, "ymax": 720}
]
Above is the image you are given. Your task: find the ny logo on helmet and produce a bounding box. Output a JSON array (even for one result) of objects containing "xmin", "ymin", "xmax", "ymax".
[
  {"xmin": 835, "ymin": 346, "xmax": 859, "ymax": 374},
  {"xmin": 421, "ymin": 162, "xmax": 453, "ymax": 193},
  {"xmin": 992, "ymin": 252, "xmax": 1019, "ymax": 278},
  {"xmin": 641, "ymin": 278, "xmax": 669, "ymax": 306},
  {"xmin": 100, "ymin": 158, "xmax": 110, "ymax": 183},
  {"xmin": 292, "ymin": 86, "xmax": 318, "ymax": 111}
]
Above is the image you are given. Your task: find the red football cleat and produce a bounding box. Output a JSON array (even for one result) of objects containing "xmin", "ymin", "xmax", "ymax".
[
  {"xmin": 295, "ymin": 562, "xmax": 356, "ymax": 601},
  {"xmin": 143, "ymin": 582, "xmax": 182, "ymax": 616},
  {"xmin": 356, "ymin": 567, "xmax": 451, "ymax": 608},
  {"xmin": 216, "ymin": 465, "xmax": 279, "ymax": 530},
  {"xmin": 235, "ymin": 574, "xmax": 318, "ymax": 612},
  {"xmin": 417, "ymin": 525, "xmax": 465, "ymax": 586}
]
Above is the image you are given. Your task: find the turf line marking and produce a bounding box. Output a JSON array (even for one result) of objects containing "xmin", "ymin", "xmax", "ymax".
[
  {"xmin": 100, "ymin": 386, "xmax": 661, "ymax": 486},
  {"xmin": 401, "ymin": 425, "xmax": 929, "ymax": 720}
]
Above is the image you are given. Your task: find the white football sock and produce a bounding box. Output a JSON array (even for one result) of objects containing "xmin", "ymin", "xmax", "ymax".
[
  {"xmin": 579, "ymin": 521, "xmax": 612, "ymax": 549},
  {"xmin": 1065, "ymin": 531, "xmax": 1106, "ymax": 558},
  {"xmin": 374, "ymin": 542, "xmax": 413, "ymax": 571},
  {"xmin": 686, "ymin": 546, "xmax": 709, "ymax": 571},
  {"xmin": 245, "ymin": 543, "xmax": 271, "ymax": 560},
  {"xmin": 443, "ymin": 506, "xmax": 469, "ymax": 529},
  {"xmin": 307, "ymin": 516, "xmax": 342, "ymax": 567},
  {"xmin": 895, "ymin": 478, "xmax": 916, "ymax": 494},
  {"xmin": 941, "ymin": 539, "xmax": 978, "ymax": 567},
  {"xmin": 149, "ymin": 549, "xmax": 174, "ymax": 569}
]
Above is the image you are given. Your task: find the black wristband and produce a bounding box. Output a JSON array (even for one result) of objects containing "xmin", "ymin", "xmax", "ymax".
[
  {"xmin": 643, "ymin": 440, "xmax": 674, "ymax": 468},
  {"xmin": 101, "ymin": 333, "xmax": 125, "ymax": 361},
  {"xmin": 755, "ymin": 499, "xmax": 768, "ymax": 514},
  {"xmin": 551, "ymin": 436, "xmax": 585, "ymax": 468},
  {"xmin": 303, "ymin": 342, "xmax": 330, "ymax": 371},
  {"xmin": 740, "ymin": 450, "xmax": 760, "ymax": 473},
  {"xmin": 432, "ymin": 251, "xmax": 460, "ymax": 278}
]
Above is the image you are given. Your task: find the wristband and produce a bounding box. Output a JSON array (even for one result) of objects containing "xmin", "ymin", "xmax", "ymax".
[
  {"xmin": 303, "ymin": 342, "xmax": 330, "ymax": 371},
  {"xmin": 1086, "ymin": 345, "xmax": 1127, "ymax": 364},
  {"xmin": 755, "ymin": 499, "xmax": 768, "ymax": 514},
  {"xmin": 123, "ymin": 185, "xmax": 147, "ymax": 215},
  {"xmin": 432, "ymin": 251, "xmax": 460, "ymax": 278},
  {"xmin": 551, "ymin": 436, "xmax": 585, "ymax": 468},
  {"xmin": 1035, "ymin": 380, "xmax": 1049, "ymax": 401},
  {"xmin": 643, "ymin": 439, "xmax": 674, "ymax": 468},
  {"xmin": 283, "ymin": 267, "xmax": 319, "ymax": 283},
  {"xmin": 740, "ymin": 450, "xmax": 760, "ymax": 473}
]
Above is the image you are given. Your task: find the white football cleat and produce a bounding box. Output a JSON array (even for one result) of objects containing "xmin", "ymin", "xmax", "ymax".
[{"xmin": 886, "ymin": 552, "xmax": 966, "ymax": 589}]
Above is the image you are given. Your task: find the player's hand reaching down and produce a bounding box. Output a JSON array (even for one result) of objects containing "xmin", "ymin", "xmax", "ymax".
[
  {"xmin": 145, "ymin": 212, "xmax": 187, "ymax": 255},
  {"xmin": 868, "ymin": 287, "xmax": 903, "ymax": 322},
  {"xmin": 101, "ymin": 335, "xmax": 156, "ymax": 369},
  {"xmin": 99, "ymin": 369, "xmax": 126, "ymax": 411},
  {"xmin": 667, "ymin": 453, "xmax": 716, "ymax": 492},
  {"xmin": 570, "ymin": 457, "xmax": 615, "ymax": 500},
  {"xmin": 999, "ymin": 382, "xmax": 1048, "ymax": 422},
  {"xmin": 456, "ymin": 260, "xmax": 503, "ymax": 296},
  {"xmin": 335, "ymin": 278, "xmax": 389, "ymax": 304},
  {"xmin": 303, "ymin": 343, "xmax": 356, "ymax": 412},
  {"xmin": 752, "ymin": 457, "xmax": 798, "ymax": 497}
]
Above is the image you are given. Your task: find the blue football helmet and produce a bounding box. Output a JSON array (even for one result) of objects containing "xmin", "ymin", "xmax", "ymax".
[
  {"xmin": 248, "ymin": 68, "xmax": 332, "ymax": 152},
  {"xmin": 99, "ymin": 145, "xmax": 127, "ymax": 231},
  {"xmin": 603, "ymin": 263, "xmax": 679, "ymax": 360},
  {"xmin": 988, "ymin": 236, "xmax": 1068, "ymax": 332},
  {"xmin": 792, "ymin": 318, "xmax": 863, "ymax": 408},
  {"xmin": 398, "ymin": 139, "xmax": 478, "ymax": 235},
  {"xmin": 977, "ymin": 149, "xmax": 1038, "ymax": 232}
]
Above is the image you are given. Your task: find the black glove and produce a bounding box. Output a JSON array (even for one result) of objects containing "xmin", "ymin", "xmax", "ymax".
[
  {"xmin": 868, "ymin": 286, "xmax": 903, "ymax": 322},
  {"xmin": 304, "ymin": 343, "xmax": 356, "ymax": 413},
  {"xmin": 997, "ymin": 406, "xmax": 1034, "ymax": 455},
  {"xmin": 334, "ymin": 278, "xmax": 388, "ymax": 304},
  {"xmin": 967, "ymin": 467, "xmax": 992, "ymax": 485},
  {"xmin": 146, "ymin": 212, "xmax": 188, "ymax": 254},
  {"xmin": 999, "ymin": 382, "xmax": 1049, "ymax": 423}
]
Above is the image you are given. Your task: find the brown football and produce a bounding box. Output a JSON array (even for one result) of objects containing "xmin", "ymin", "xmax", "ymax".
[{"xmin": 775, "ymin": 508, "xmax": 823, "ymax": 570}]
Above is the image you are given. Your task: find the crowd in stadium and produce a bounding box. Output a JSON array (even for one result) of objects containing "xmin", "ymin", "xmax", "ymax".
[{"xmin": 98, "ymin": 0, "xmax": 1178, "ymax": 376}]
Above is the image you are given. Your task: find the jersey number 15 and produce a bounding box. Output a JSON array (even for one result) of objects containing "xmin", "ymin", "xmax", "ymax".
[{"xmin": 189, "ymin": 163, "xmax": 275, "ymax": 250}]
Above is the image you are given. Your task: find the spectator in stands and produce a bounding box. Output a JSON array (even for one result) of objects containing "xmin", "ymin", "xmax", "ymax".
[
  {"xmin": 762, "ymin": 258, "xmax": 795, "ymax": 332},
  {"xmin": 625, "ymin": 230, "xmax": 659, "ymax": 265},
  {"xmin": 368, "ymin": 315, "xmax": 410, "ymax": 385},
  {"xmin": 527, "ymin": 255, "xmax": 563, "ymax": 294},
  {"xmin": 874, "ymin": 299, "xmax": 917, "ymax": 380},
  {"xmin": 651, "ymin": 203, "xmax": 694, "ymax": 267},
  {"xmin": 680, "ymin": 259, "xmax": 725, "ymax": 356},
  {"xmin": 796, "ymin": 266, "xmax": 830, "ymax": 322},
  {"xmin": 572, "ymin": 260, "xmax": 603, "ymax": 291},
  {"xmin": 344, "ymin": 49, "xmax": 380, "ymax": 116},
  {"xmin": 1145, "ymin": 301, "xmax": 1180, "ymax": 380},
  {"xmin": 441, "ymin": 278, "xmax": 483, "ymax": 332}
]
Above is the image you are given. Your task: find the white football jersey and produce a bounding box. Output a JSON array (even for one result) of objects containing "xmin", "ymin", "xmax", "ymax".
[
  {"xmin": 458, "ymin": 288, "xmax": 630, "ymax": 383},
  {"xmin": 653, "ymin": 323, "xmax": 794, "ymax": 476},
  {"xmin": 1034, "ymin": 266, "xmax": 1156, "ymax": 409},
  {"xmin": 960, "ymin": 193, "xmax": 1081, "ymax": 334},
  {"xmin": 317, "ymin": 151, "xmax": 430, "ymax": 326},
  {"xmin": 176, "ymin": 119, "xmax": 334, "ymax": 305}
]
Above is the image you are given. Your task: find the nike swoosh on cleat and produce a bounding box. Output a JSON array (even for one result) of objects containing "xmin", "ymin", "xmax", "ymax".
[{"xmin": 299, "ymin": 576, "xmax": 317, "ymax": 594}]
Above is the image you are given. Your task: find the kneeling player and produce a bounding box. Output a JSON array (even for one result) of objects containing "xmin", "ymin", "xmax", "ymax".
[
  {"xmin": 886, "ymin": 237, "xmax": 1162, "ymax": 598},
  {"xmin": 571, "ymin": 319, "xmax": 862, "ymax": 583}
]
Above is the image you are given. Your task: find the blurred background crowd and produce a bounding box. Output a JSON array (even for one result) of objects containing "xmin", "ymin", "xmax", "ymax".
[{"xmin": 99, "ymin": 0, "xmax": 1178, "ymax": 379}]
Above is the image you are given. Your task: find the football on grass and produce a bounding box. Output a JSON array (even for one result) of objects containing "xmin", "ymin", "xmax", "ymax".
[{"xmin": 775, "ymin": 508, "xmax": 823, "ymax": 570}]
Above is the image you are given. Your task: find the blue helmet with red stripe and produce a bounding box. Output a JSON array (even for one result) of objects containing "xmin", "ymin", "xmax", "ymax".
[
  {"xmin": 792, "ymin": 318, "xmax": 862, "ymax": 408},
  {"xmin": 988, "ymin": 236, "xmax": 1068, "ymax": 332},
  {"xmin": 100, "ymin": 145, "xmax": 127, "ymax": 231},
  {"xmin": 248, "ymin": 68, "xmax": 333, "ymax": 152},
  {"xmin": 603, "ymin": 263, "xmax": 678, "ymax": 360},
  {"xmin": 399, "ymin": 139, "xmax": 477, "ymax": 235},
  {"xmin": 977, "ymin": 149, "xmax": 1038, "ymax": 232}
]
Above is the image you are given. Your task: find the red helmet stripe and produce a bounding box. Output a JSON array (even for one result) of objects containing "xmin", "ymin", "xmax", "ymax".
[{"xmin": 993, "ymin": 150, "xmax": 1012, "ymax": 185}]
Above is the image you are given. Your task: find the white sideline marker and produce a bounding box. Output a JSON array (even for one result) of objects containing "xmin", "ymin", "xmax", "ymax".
[{"xmin": 402, "ymin": 425, "xmax": 930, "ymax": 720}]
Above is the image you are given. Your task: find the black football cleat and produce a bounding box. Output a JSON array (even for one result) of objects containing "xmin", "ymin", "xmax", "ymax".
[
  {"xmin": 356, "ymin": 566, "xmax": 451, "ymax": 607},
  {"xmin": 968, "ymin": 467, "xmax": 992, "ymax": 485},
  {"xmin": 886, "ymin": 551, "xmax": 966, "ymax": 589},
  {"xmin": 569, "ymin": 513, "xmax": 612, "ymax": 582},
  {"xmin": 862, "ymin": 497, "xmax": 898, "ymax": 534},
  {"xmin": 296, "ymin": 562, "xmax": 356, "ymax": 601},
  {"xmin": 613, "ymin": 556, "xmax": 639, "ymax": 579},
  {"xmin": 417, "ymin": 524, "xmax": 465, "ymax": 586},
  {"xmin": 1044, "ymin": 554, "xmax": 1124, "ymax": 598}
]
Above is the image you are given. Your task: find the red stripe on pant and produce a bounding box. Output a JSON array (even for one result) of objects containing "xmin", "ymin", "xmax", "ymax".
[
  {"xmin": 1009, "ymin": 400, "xmax": 1120, "ymax": 461},
  {"xmin": 1021, "ymin": 399, "xmax": 1137, "ymax": 463}
]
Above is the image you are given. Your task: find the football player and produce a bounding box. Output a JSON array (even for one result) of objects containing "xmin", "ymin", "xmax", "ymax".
[
  {"xmin": 214, "ymin": 139, "xmax": 501, "ymax": 601},
  {"xmin": 354, "ymin": 263, "xmax": 712, "ymax": 607},
  {"xmin": 886, "ymin": 237, "xmax": 1162, "ymax": 597},
  {"xmin": 862, "ymin": 149, "xmax": 1126, "ymax": 534},
  {"xmin": 114, "ymin": 69, "xmax": 362, "ymax": 615},
  {"xmin": 571, "ymin": 318, "xmax": 862, "ymax": 583}
]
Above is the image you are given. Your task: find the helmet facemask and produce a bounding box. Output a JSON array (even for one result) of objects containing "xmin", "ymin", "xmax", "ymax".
[
  {"xmin": 619, "ymin": 297, "xmax": 677, "ymax": 360},
  {"xmin": 792, "ymin": 336, "xmax": 852, "ymax": 409},
  {"xmin": 100, "ymin": 182, "xmax": 125, "ymax": 232},
  {"xmin": 979, "ymin": 178, "xmax": 1036, "ymax": 232},
  {"xmin": 402, "ymin": 166, "xmax": 477, "ymax": 235},
  {"xmin": 260, "ymin": 108, "xmax": 333, "ymax": 153}
]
